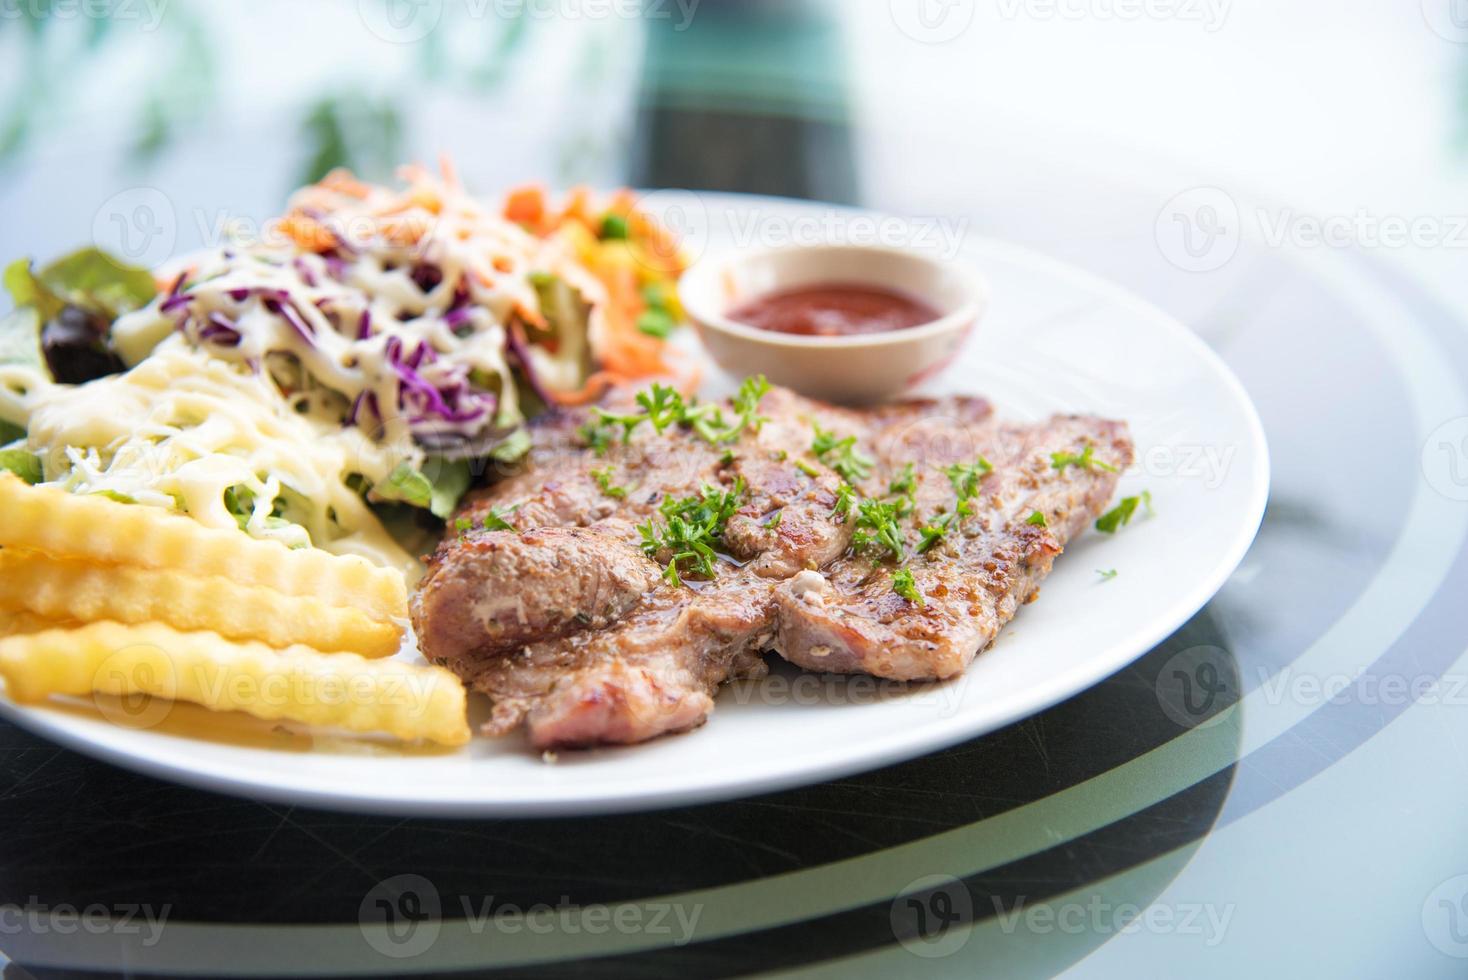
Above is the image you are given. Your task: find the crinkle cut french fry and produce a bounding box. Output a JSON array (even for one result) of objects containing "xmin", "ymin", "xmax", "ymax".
[
  {"xmin": 0, "ymin": 608, "xmax": 73, "ymax": 636},
  {"xmin": 0, "ymin": 550, "xmax": 403, "ymax": 657},
  {"xmin": 0, "ymin": 621, "xmax": 469, "ymax": 746},
  {"xmin": 0, "ymin": 475, "xmax": 405, "ymax": 621}
]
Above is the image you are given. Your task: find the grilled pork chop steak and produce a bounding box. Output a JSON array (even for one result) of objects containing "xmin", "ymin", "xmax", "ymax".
[
  {"xmin": 410, "ymin": 383, "xmax": 1132, "ymax": 749},
  {"xmin": 776, "ymin": 413, "xmax": 1134, "ymax": 680}
]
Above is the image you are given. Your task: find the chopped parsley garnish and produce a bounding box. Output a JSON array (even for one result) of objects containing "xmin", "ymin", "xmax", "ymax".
[
  {"xmin": 852, "ymin": 497, "xmax": 906, "ymax": 561},
  {"xmin": 811, "ymin": 424, "xmax": 874, "ymax": 484},
  {"xmin": 721, "ymin": 374, "xmax": 773, "ymax": 443},
  {"xmin": 917, "ymin": 497, "xmax": 975, "ymax": 554},
  {"xmin": 635, "ymin": 383, "xmax": 685, "ymax": 433},
  {"xmin": 590, "ymin": 466, "xmax": 629, "ymax": 499},
  {"xmin": 1026, "ymin": 510, "xmax": 1047, "ymax": 527},
  {"xmin": 888, "ymin": 463, "xmax": 916, "ymax": 496},
  {"xmin": 1097, "ymin": 568, "xmax": 1119, "ymax": 582},
  {"xmin": 892, "ymin": 567, "xmax": 924, "ymax": 606},
  {"xmin": 455, "ymin": 516, "xmax": 473, "ymax": 534},
  {"xmin": 832, "ymin": 482, "xmax": 857, "ymax": 519},
  {"xmin": 917, "ymin": 512, "xmax": 956, "ymax": 554},
  {"xmin": 908, "ymin": 458, "xmax": 990, "ymax": 553},
  {"xmin": 765, "ymin": 510, "xmax": 783, "ymax": 529},
  {"xmin": 720, "ymin": 449, "xmax": 737, "ymax": 466},
  {"xmin": 578, "ymin": 421, "xmax": 617, "ymax": 456},
  {"xmin": 589, "ymin": 407, "xmax": 644, "ymax": 444},
  {"xmin": 594, "ymin": 383, "xmax": 683, "ymax": 441},
  {"xmin": 638, "ymin": 479, "xmax": 745, "ymax": 587},
  {"xmin": 1051, "ymin": 444, "xmax": 1119, "ymax": 474},
  {"xmin": 795, "ymin": 458, "xmax": 822, "ymax": 479},
  {"xmin": 942, "ymin": 459, "xmax": 992, "ymax": 499},
  {"xmin": 593, "ymin": 376, "xmax": 770, "ymax": 448},
  {"xmin": 482, "ymin": 506, "xmax": 518, "ymax": 532},
  {"xmin": 1095, "ymin": 491, "xmax": 1152, "ymax": 534}
]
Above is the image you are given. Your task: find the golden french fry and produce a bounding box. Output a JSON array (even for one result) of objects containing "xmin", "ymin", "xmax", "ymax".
[
  {"xmin": 0, "ymin": 621, "xmax": 469, "ymax": 746},
  {"xmin": 0, "ymin": 475, "xmax": 406, "ymax": 621},
  {"xmin": 0, "ymin": 608, "xmax": 73, "ymax": 635},
  {"xmin": 0, "ymin": 550, "xmax": 402, "ymax": 657}
]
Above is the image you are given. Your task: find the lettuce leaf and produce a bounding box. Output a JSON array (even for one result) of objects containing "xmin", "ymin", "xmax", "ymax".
[
  {"xmin": 371, "ymin": 458, "xmax": 473, "ymax": 520},
  {"xmin": 373, "ymin": 462, "xmax": 434, "ymax": 511},
  {"xmin": 0, "ymin": 448, "xmax": 42, "ymax": 484},
  {"xmin": 5, "ymin": 248, "xmax": 156, "ymax": 319},
  {"xmin": 0, "ymin": 306, "xmax": 43, "ymax": 370},
  {"xmin": 427, "ymin": 458, "xmax": 471, "ymax": 519},
  {"xmin": 2, "ymin": 248, "xmax": 154, "ymax": 385}
]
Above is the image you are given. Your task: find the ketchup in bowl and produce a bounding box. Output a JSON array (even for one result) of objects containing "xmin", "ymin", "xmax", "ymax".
[{"xmin": 726, "ymin": 283, "xmax": 941, "ymax": 337}]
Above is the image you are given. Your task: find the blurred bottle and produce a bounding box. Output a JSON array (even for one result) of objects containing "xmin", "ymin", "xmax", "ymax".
[{"xmin": 629, "ymin": 0, "xmax": 857, "ymax": 203}]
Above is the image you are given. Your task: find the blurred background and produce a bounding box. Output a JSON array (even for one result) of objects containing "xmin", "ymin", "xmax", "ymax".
[{"xmin": 1, "ymin": 0, "xmax": 1465, "ymax": 317}]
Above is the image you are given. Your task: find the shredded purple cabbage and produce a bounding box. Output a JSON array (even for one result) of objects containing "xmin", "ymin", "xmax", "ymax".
[
  {"xmin": 160, "ymin": 292, "xmax": 193, "ymax": 314},
  {"xmin": 505, "ymin": 326, "xmax": 555, "ymax": 407},
  {"xmin": 262, "ymin": 296, "xmax": 315, "ymax": 343},
  {"xmin": 157, "ymin": 260, "xmax": 536, "ymax": 449},
  {"xmin": 293, "ymin": 257, "xmax": 318, "ymax": 288},
  {"xmin": 198, "ymin": 313, "xmax": 242, "ymax": 347},
  {"xmin": 383, "ymin": 336, "xmax": 488, "ymax": 426}
]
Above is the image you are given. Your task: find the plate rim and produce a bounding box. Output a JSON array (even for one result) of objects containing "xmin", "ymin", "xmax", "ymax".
[{"xmin": 0, "ymin": 194, "xmax": 1271, "ymax": 816}]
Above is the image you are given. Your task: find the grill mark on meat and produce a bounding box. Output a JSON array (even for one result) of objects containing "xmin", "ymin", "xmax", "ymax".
[
  {"xmin": 411, "ymin": 524, "xmax": 658, "ymax": 669},
  {"xmin": 461, "ymin": 576, "xmax": 777, "ymax": 748},
  {"xmin": 411, "ymin": 383, "xmax": 1133, "ymax": 748},
  {"xmin": 773, "ymin": 413, "xmax": 1134, "ymax": 680}
]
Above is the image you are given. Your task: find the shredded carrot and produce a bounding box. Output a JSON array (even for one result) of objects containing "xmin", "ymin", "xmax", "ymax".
[
  {"xmin": 629, "ymin": 213, "xmax": 685, "ymax": 276},
  {"xmin": 377, "ymin": 215, "xmax": 429, "ymax": 247},
  {"xmin": 515, "ymin": 301, "xmax": 547, "ymax": 331},
  {"xmin": 317, "ymin": 169, "xmax": 372, "ymax": 199},
  {"xmin": 558, "ymin": 186, "xmax": 598, "ymax": 230},
  {"xmin": 550, "ymin": 370, "xmax": 625, "ymax": 406},
  {"xmin": 438, "ymin": 153, "xmax": 461, "ymax": 191},
  {"xmin": 279, "ymin": 170, "xmax": 693, "ymax": 405},
  {"xmin": 504, "ymin": 185, "xmax": 546, "ymax": 229},
  {"xmin": 278, "ymin": 211, "xmax": 337, "ymax": 253}
]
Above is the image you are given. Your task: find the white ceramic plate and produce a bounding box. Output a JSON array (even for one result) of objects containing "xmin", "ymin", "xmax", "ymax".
[{"xmin": 0, "ymin": 194, "xmax": 1268, "ymax": 816}]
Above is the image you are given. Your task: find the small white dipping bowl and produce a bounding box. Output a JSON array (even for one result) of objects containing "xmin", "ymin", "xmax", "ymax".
[{"xmin": 678, "ymin": 244, "xmax": 987, "ymax": 404}]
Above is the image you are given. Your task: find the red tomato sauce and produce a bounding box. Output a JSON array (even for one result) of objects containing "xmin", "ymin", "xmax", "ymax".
[{"xmin": 727, "ymin": 283, "xmax": 941, "ymax": 337}]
